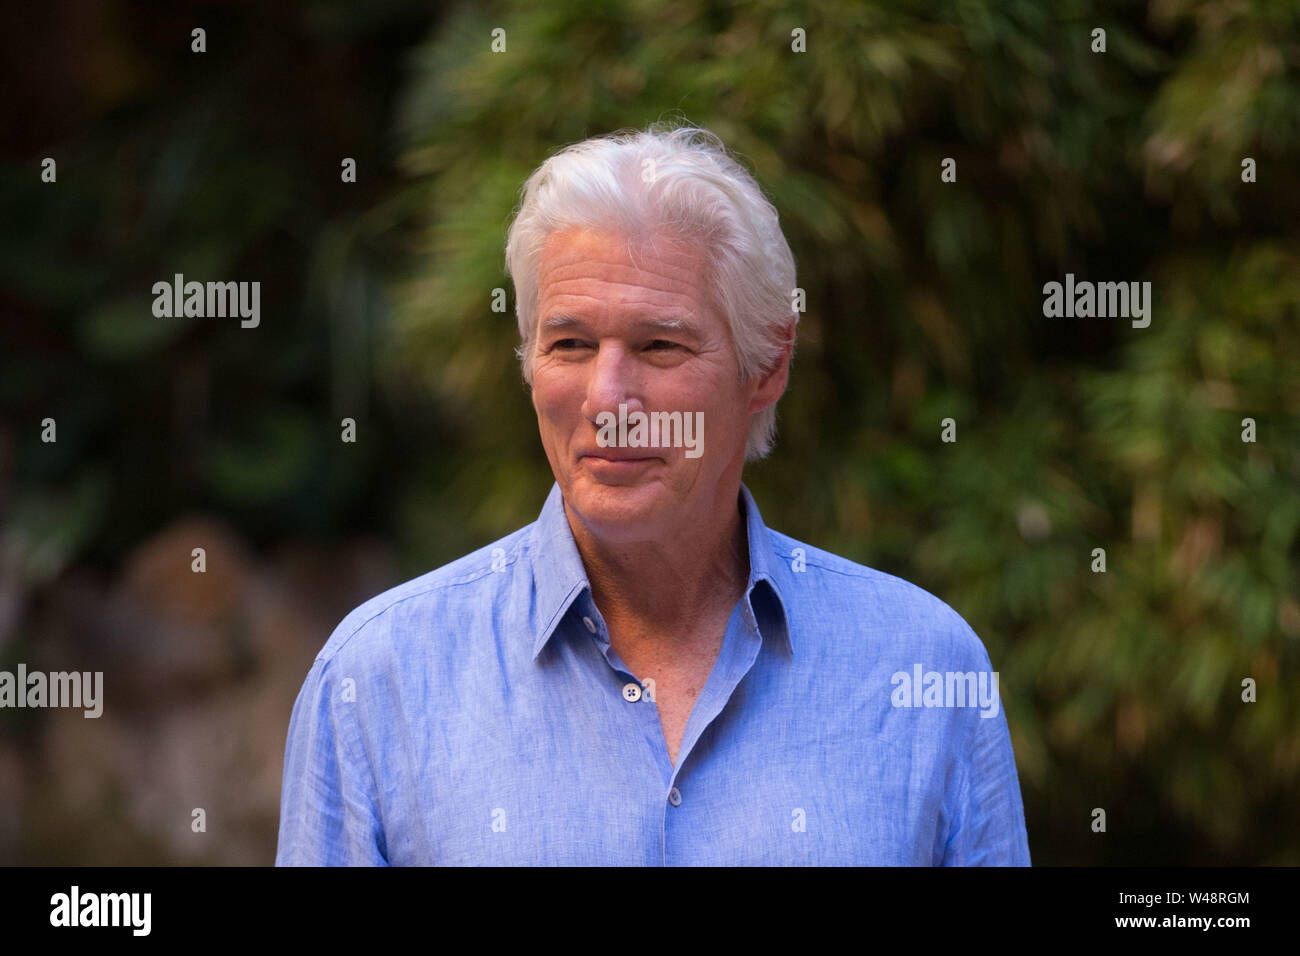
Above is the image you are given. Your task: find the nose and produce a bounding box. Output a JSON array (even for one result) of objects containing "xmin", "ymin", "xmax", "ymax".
[{"xmin": 581, "ymin": 341, "xmax": 645, "ymax": 425}]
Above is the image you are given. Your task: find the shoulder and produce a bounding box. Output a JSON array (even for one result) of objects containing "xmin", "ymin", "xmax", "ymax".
[
  {"xmin": 312, "ymin": 522, "xmax": 535, "ymax": 671},
  {"xmin": 764, "ymin": 527, "xmax": 990, "ymax": 668}
]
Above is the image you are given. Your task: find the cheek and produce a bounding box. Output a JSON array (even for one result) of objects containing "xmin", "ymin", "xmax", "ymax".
[
  {"xmin": 532, "ymin": 370, "xmax": 583, "ymax": 424},
  {"xmin": 677, "ymin": 366, "xmax": 737, "ymax": 415},
  {"xmin": 693, "ymin": 377, "xmax": 752, "ymax": 447}
]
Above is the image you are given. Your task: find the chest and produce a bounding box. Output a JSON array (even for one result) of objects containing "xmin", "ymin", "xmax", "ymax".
[
  {"xmin": 616, "ymin": 636, "xmax": 725, "ymax": 765},
  {"xmin": 652, "ymin": 672, "xmax": 707, "ymax": 764},
  {"xmin": 387, "ymin": 653, "xmax": 951, "ymax": 865}
]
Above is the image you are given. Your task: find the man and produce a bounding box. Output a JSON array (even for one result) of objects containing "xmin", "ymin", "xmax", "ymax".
[{"xmin": 276, "ymin": 124, "xmax": 1031, "ymax": 865}]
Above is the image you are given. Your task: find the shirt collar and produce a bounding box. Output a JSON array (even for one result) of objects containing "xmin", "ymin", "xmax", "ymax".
[
  {"xmin": 529, "ymin": 482, "xmax": 592, "ymax": 661},
  {"xmin": 528, "ymin": 481, "xmax": 794, "ymax": 661}
]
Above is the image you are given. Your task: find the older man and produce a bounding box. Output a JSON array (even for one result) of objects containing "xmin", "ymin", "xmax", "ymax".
[{"xmin": 276, "ymin": 124, "xmax": 1031, "ymax": 865}]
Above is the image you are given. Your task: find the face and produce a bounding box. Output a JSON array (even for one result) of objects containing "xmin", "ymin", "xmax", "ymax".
[{"xmin": 530, "ymin": 226, "xmax": 786, "ymax": 547}]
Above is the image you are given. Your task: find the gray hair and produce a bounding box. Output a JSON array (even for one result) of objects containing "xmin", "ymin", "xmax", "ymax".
[{"xmin": 504, "ymin": 123, "xmax": 797, "ymax": 461}]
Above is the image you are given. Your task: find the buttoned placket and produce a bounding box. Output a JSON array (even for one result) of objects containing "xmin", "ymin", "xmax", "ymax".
[
  {"xmin": 660, "ymin": 596, "xmax": 766, "ymax": 864},
  {"xmin": 585, "ymin": 592, "xmax": 768, "ymax": 863},
  {"xmin": 573, "ymin": 584, "xmax": 768, "ymax": 862},
  {"xmin": 579, "ymin": 599, "xmax": 670, "ymax": 775}
]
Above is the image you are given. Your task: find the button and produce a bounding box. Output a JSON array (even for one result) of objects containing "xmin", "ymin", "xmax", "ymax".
[
  {"xmin": 582, "ymin": 616, "xmax": 597, "ymax": 633},
  {"xmin": 621, "ymin": 682, "xmax": 642, "ymax": 702},
  {"xmin": 668, "ymin": 787, "xmax": 682, "ymax": 807}
]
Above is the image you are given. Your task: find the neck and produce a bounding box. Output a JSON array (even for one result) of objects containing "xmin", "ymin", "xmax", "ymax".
[{"xmin": 565, "ymin": 483, "xmax": 750, "ymax": 644}]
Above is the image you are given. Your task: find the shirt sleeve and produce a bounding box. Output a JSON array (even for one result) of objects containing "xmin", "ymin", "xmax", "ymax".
[
  {"xmin": 275, "ymin": 655, "xmax": 389, "ymax": 866},
  {"xmin": 941, "ymin": 693, "xmax": 1032, "ymax": 866}
]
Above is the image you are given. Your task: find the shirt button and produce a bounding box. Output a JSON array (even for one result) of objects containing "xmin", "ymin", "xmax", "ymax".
[
  {"xmin": 582, "ymin": 616, "xmax": 597, "ymax": 633},
  {"xmin": 668, "ymin": 787, "xmax": 682, "ymax": 807},
  {"xmin": 621, "ymin": 682, "xmax": 642, "ymax": 702}
]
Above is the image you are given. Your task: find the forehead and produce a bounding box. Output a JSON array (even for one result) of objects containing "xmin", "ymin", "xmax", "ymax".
[{"xmin": 536, "ymin": 227, "xmax": 714, "ymax": 321}]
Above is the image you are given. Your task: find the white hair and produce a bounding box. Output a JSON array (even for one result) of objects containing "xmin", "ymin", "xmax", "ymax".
[{"xmin": 504, "ymin": 123, "xmax": 798, "ymax": 461}]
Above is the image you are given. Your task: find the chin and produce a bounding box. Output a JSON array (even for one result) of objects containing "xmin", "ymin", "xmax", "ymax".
[{"xmin": 565, "ymin": 474, "xmax": 674, "ymax": 536}]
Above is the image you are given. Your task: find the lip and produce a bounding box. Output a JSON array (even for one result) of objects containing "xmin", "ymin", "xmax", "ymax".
[{"xmin": 578, "ymin": 450, "xmax": 663, "ymax": 463}]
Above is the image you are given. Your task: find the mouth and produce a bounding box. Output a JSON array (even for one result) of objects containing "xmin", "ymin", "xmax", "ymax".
[
  {"xmin": 580, "ymin": 451, "xmax": 661, "ymax": 462},
  {"xmin": 578, "ymin": 451, "xmax": 664, "ymax": 475}
]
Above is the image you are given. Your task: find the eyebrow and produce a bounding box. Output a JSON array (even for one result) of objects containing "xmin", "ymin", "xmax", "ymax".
[{"xmin": 539, "ymin": 315, "xmax": 694, "ymax": 335}]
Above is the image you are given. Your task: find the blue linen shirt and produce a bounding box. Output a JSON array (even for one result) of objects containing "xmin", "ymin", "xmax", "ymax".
[{"xmin": 275, "ymin": 482, "xmax": 1031, "ymax": 865}]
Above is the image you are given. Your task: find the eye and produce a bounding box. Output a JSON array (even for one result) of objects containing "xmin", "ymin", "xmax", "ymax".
[
  {"xmin": 646, "ymin": 340, "xmax": 680, "ymax": 351},
  {"xmin": 550, "ymin": 338, "xmax": 586, "ymax": 350}
]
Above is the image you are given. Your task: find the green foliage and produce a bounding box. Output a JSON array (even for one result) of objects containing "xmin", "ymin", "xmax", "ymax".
[{"xmin": 2, "ymin": 1, "xmax": 432, "ymax": 560}]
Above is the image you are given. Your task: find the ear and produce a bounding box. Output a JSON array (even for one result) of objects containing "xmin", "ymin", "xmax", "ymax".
[{"xmin": 747, "ymin": 320, "xmax": 796, "ymax": 415}]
